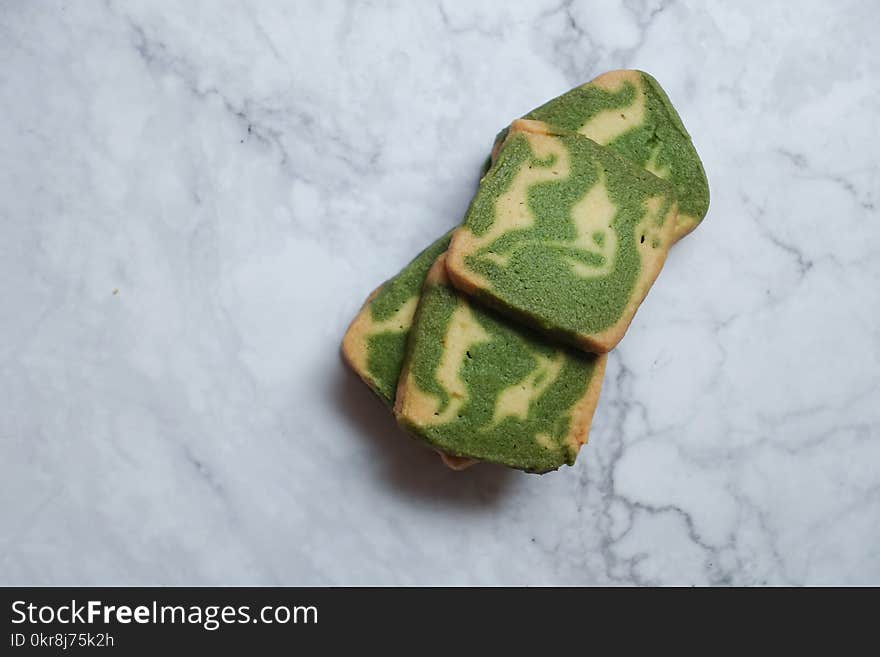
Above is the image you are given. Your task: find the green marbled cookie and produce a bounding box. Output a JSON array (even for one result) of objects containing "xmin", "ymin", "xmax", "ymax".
[
  {"xmin": 342, "ymin": 232, "xmax": 477, "ymax": 470},
  {"xmin": 342, "ymin": 232, "xmax": 452, "ymax": 405},
  {"xmin": 448, "ymin": 120, "xmax": 678, "ymax": 354},
  {"xmin": 395, "ymin": 254, "xmax": 607, "ymax": 473},
  {"xmin": 493, "ymin": 70, "xmax": 709, "ymax": 241}
]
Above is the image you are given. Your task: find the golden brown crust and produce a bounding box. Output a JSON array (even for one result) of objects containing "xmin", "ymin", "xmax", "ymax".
[
  {"xmin": 445, "ymin": 231, "xmax": 484, "ymax": 298},
  {"xmin": 671, "ymin": 213, "xmax": 700, "ymax": 243},
  {"xmin": 438, "ymin": 452, "xmax": 478, "ymax": 470},
  {"xmin": 564, "ymin": 352, "xmax": 608, "ymax": 456},
  {"xmin": 490, "ymin": 119, "xmax": 560, "ymax": 165},
  {"xmin": 508, "ymin": 118, "xmax": 554, "ymax": 136},
  {"xmin": 392, "ymin": 371, "xmax": 411, "ymax": 419},
  {"xmin": 489, "ymin": 137, "xmax": 504, "ymax": 165},
  {"xmin": 423, "ymin": 252, "xmax": 449, "ymax": 286},
  {"xmin": 588, "ymin": 69, "xmax": 641, "ymax": 92}
]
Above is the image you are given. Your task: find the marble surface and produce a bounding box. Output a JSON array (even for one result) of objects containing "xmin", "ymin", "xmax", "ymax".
[{"xmin": 1, "ymin": 0, "xmax": 878, "ymax": 586}]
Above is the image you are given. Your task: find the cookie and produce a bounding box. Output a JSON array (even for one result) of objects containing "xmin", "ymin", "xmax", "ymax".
[
  {"xmin": 342, "ymin": 232, "xmax": 452, "ymax": 405},
  {"xmin": 342, "ymin": 233, "xmax": 480, "ymax": 470},
  {"xmin": 447, "ymin": 120, "xmax": 678, "ymax": 354},
  {"xmin": 394, "ymin": 253, "xmax": 607, "ymax": 473},
  {"xmin": 493, "ymin": 70, "xmax": 708, "ymax": 241}
]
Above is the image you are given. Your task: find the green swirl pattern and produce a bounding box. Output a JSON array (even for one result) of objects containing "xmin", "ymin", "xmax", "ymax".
[
  {"xmin": 342, "ymin": 232, "xmax": 452, "ymax": 404},
  {"xmin": 448, "ymin": 126, "xmax": 677, "ymax": 353},
  {"xmin": 394, "ymin": 256, "xmax": 605, "ymax": 473},
  {"xmin": 496, "ymin": 70, "xmax": 709, "ymax": 239}
]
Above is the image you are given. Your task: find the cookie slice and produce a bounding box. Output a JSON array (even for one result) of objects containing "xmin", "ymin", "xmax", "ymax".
[
  {"xmin": 342, "ymin": 233, "xmax": 480, "ymax": 470},
  {"xmin": 494, "ymin": 70, "xmax": 708, "ymax": 241},
  {"xmin": 342, "ymin": 232, "xmax": 452, "ymax": 405},
  {"xmin": 394, "ymin": 253, "xmax": 607, "ymax": 473},
  {"xmin": 447, "ymin": 120, "xmax": 678, "ymax": 354}
]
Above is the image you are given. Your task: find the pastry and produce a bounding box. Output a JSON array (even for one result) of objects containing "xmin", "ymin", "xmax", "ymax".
[
  {"xmin": 342, "ymin": 232, "xmax": 452, "ymax": 404},
  {"xmin": 493, "ymin": 70, "xmax": 708, "ymax": 240},
  {"xmin": 394, "ymin": 253, "xmax": 607, "ymax": 473},
  {"xmin": 448, "ymin": 120, "xmax": 678, "ymax": 353}
]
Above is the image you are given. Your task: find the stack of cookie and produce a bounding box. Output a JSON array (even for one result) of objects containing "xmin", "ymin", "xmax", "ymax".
[{"xmin": 342, "ymin": 70, "xmax": 709, "ymax": 473}]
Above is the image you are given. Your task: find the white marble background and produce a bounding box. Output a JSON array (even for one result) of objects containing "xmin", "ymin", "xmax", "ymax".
[{"xmin": 1, "ymin": 0, "xmax": 878, "ymax": 586}]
